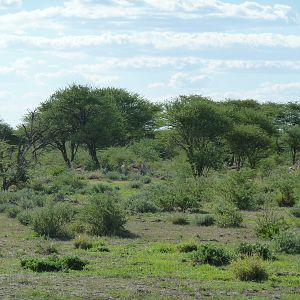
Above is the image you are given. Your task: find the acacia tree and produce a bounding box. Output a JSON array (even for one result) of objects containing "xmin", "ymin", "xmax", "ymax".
[{"xmin": 167, "ymin": 95, "xmax": 230, "ymax": 176}]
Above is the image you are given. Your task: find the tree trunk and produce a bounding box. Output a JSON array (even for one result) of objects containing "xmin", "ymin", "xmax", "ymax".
[
  {"xmin": 87, "ymin": 142, "xmax": 100, "ymax": 169},
  {"xmin": 292, "ymin": 148, "xmax": 297, "ymax": 165},
  {"xmin": 56, "ymin": 142, "xmax": 71, "ymax": 168}
]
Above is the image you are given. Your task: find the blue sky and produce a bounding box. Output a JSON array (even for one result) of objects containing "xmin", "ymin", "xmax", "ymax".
[{"xmin": 1, "ymin": 0, "xmax": 300, "ymax": 126}]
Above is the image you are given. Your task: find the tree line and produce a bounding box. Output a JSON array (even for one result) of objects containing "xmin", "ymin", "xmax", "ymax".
[{"xmin": 1, "ymin": 84, "xmax": 300, "ymax": 189}]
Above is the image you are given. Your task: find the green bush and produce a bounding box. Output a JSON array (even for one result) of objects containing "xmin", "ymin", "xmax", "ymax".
[
  {"xmin": 276, "ymin": 177, "xmax": 297, "ymax": 207},
  {"xmin": 224, "ymin": 169, "xmax": 258, "ymax": 210},
  {"xmin": 130, "ymin": 181, "xmax": 143, "ymax": 189},
  {"xmin": 255, "ymin": 208, "xmax": 288, "ymax": 239},
  {"xmin": 232, "ymin": 256, "xmax": 269, "ymax": 282},
  {"xmin": 80, "ymin": 195, "xmax": 126, "ymax": 236},
  {"xmin": 105, "ymin": 171, "xmax": 123, "ymax": 181},
  {"xmin": 53, "ymin": 172, "xmax": 85, "ymax": 194},
  {"xmin": 127, "ymin": 196, "xmax": 160, "ymax": 214},
  {"xmin": 17, "ymin": 210, "xmax": 33, "ymax": 226},
  {"xmin": 291, "ymin": 205, "xmax": 300, "ymax": 218},
  {"xmin": 178, "ymin": 241, "xmax": 198, "ymax": 253},
  {"xmin": 215, "ymin": 202, "xmax": 243, "ymax": 228},
  {"xmin": 195, "ymin": 214, "xmax": 215, "ymax": 226},
  {"xmin": 91, "ymin": 183, "xmax": 114, "ymax": 194},
  {"xmin": 237, "ymin": 242, "xmax": 274, "ymax": 260},
  {"xmin": 192, "ymin": 244, "xmax": 232, "ymax": 266},
  {"xmin": 32, "ymin": 202, "xmax": 75, "ymax": 238},
  {"xmin": 36, "ymin": 240, "xmax": 59, "ymax": 255},
  {"xmin": 172, "ymin": 215, "xmax": 189, "ymax": 225},
  {"xmin": 6, "ymin": 205, "xmax": 21, "ymax": 218},
  {"xmin": 74, "ymin": 235, "xmax": 93, "ymax": 250},
  {"xmin": 21, "ymin": 255, "xmax": 87, "ymax": 272},
  {"xmin": 275, "ymin": 232, "xmax": 300, "ymax": 254}
]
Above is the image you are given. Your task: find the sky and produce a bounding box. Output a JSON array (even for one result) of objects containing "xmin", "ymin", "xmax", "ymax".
[{"xmin": 1, "ymin": 0, "xmax": 300, "ymax": 126}]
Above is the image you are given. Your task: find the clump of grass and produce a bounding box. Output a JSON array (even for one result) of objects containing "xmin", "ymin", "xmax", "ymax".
[
  {"xmin": 237, "ymin": 242, "xmax": 275, "ymax": 260},
  {"xmin": 36, "ymin": 240, "xmax": 59, "ymax": 255},
  {"xmin": 74, "ymin": 235, "xmax": 93, "ymax": 250},
  {"xmin": 215, "ymin": 202, "xmax": 243, "ymax": 228},
  {"xmin": 194, "ymin": 214, "xmax": 215, "ymax": 226},
  {"xmin": 6, "ymin": 205, "xmax": 21, "ymax": 218},
  {"xmin": 172, "ymin": 215, "xmax": 189, "ymax": 225},
  {"xmin": 291, "ymin": 205, "xmax": 300, "ymax": 218},
  {"xmin": 275, "ymin": 231, "xmax": 300, "ymax": 254},
  {"xmin": 231, "ymin": 256, "xmax": 269, "ymax": 282},
  {"xmin": 178, "ymin": 241, "xmax": 198, "ymax": 253}
]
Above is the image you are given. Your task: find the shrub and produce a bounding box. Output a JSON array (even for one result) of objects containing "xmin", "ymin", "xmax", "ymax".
[
  {"xmin": 21, "ymin": 255, "xmax": 87, "ymax": 272},
  {"xmin": 255, "ymin": 208, "xmax": 288, "ymax": 239},
  {"xmin": 276, "ymin": 177, "xmax": 297, "ymax": 207},
  {"xmin": 6, "ymin": 205, "xmax": 21, "ymax": 218},
  {"xmin": 36, "ymin": 241, "xmax": 59, "ymax": 255},
  {"xmin": 32, "ymin": 202, "xmax": 75, "ymax": 238},
  {"xmin": 291, "ymin": 205, "xmax": 300, "ymax": 218},
  {"xmin": 237, "ymin": 242, "xmax": 274, "ymax": 260},
  {"xmin": 192, "ymin": 244, "xmax": 232, "ymax": 266},
  {"xmin": 178, "ymin": 241, "xmax": 198, "ymax": 253},
  {"xmin": 74, "ymin": 235, "xmax": 93, "ymax": 250},
  {"xmin": 224, "ymin": 169, "xmax": 258, "ymax": 210},
  {"xmin": 91, "ymin": 183, "xmax": 113, "ymax": 194},
  {"xmin": 195, "ymin": 214, "xmax": 215, "ymax": 226},
  {"xmin": 105, "ymin": 171, "xmax": 122, "ymax": 181},
  {"xmin": 232, "ymin": 256, "xmax": 269, "ymax": 282},
  {"xmin": 172, "ymin": 215, "xmax": 189, "ymax": 225},
  {"xmin": 143, "ymin": 177, "xmax": 152, "ymax": 184},
  {"xmin": 127, "ymin": 195, "xmax": 160, "ymax": 214},
  {"xmin": 215, "ymin": 202, "xmax": 243, "ymax": 228},
  {"xmin": 17, "ymin": 210, "xmax": 33, "ymax": 226},
  {"xmin": 130, "ymin": 181, "xmax": 143, "ymax": 189},
  {"xmin": 80, "ymin": 195, "xmax": 126, "ymax": 236},
  {"xmin": 53, "ymin": 172, "xmax": 85, "ymax": 194},
  {"xmin": 275, "ymin": 231, "xmax": 300, "ymax": 254}
]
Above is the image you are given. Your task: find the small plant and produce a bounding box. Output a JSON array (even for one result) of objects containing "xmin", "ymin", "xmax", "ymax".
[
  {"xmin": 6, "ymin": 206, "xmax": 21, "ymax": 218},
  {"xmin": 74, "ymin": 235, "xmax": 93, "ymax": 250},
  {"xmin": 152, "ymin": 243, "xmax": 175, "ymax": 253},
  {"xmin": 127, "ymin": 195, "xmax": 160, "ymax": 214},
  {"xmin": 276, "ymin": 178, "xmax": 297, "ymax": 207},
  {"xmin": 80, "ymin": 195, "xmax": 126, "ymax": 236},
  {"xmin": 195, "ymin": 214, "xmax": 215, "ymax": 226},
  {"xmin": 237, "ymin": 242, "xmax": 275, "ymax": 260},
  {"xmin": 172, "ymin": 215, "xmax": 189, "ymax": 225},
  {"xmin": 143, "ymin": 177, "xmax": 152, "ymax": 184},
  {"xmin": 178, "ymin": 241, "xmax": 198, "ymax": 253},
  {"xmin": 17, "ymin": 210, "xmax": 33, "ymax": 226},
  {"xmin": 36, "ymin": 241, "xmax": 59, "ymax": 255},
  {"xmin": 21, "ymin": 255, "xmax": 87, "ymax": 272},
  {"xmin": 231, "ymin": 256, "xmax": 269, "ymax": 282},
  {"xmin": 215, "ymin": 202, "xmax": 243, "ymax": 228},
  {"xmin": 275, "ymin": 231, "xmax": 300, "ymax": 254},
  {"xmin": 255, "ymin": 208, "xmax": 288, "ymax": 239},
  {"xmin": 192, "ymin": 244, "xmax": 232, "ymax": 266},
  {"xmin": 130, "ymin": 181, "xmax": 143, "ymax": 189},
  {"xmin": 91, "ymin": 183, "xmax": 113, "ymax": 194},
  {"xmin": 105, "ymin": 171, "xmax": 122, "ymax": 181},
  {"xmin": 291, "ymin": 205, "xmax": 300, "ymax": 218}
]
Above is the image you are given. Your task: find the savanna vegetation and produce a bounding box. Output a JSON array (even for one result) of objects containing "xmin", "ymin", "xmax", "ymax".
[{"xmin": 0, "ymin": 84, "xmax": 300, "ymax": 299}]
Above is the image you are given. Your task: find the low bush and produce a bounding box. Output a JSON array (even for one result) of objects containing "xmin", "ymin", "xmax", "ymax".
[
  {"xmin": 17, "ymin": 210, "xmax": 33, "ymax": 226},
  {"xmin": 172, "ymin": 215, "xmax": 189, "ymax": 225},
  {"xmin": 192, "ymin": 244, "xmax": 232, "ymax": 266},
  {"xmin": 275, "ymin": 231, "xmax": 300, "ymax": 254},
  {"xmin": 237, "ymin": 242, "xmax": 275, "ymax": 260},
  {"xmin": 6, "ymin": 205, "xmax": 21, "ymax": 218},
  {"xmin": 32, "ymin": 202, "xmax": 75, "ymax": 238},
  {"xmin": 276, "ymin": 177, "xmax": 297, "ymax": 207},
  {"xmin": 130, "ymin": 181, "xmax": 143, "ymax": 189},
  {"xmin": 255, "ymin": 208, "xmax": 288, "ymax": 239},
  {"xmin": 195, "ymin": 214, "xmax": 215, "ymax": 226},
  {"xmin": 178, "ymin": 241, "xmax": 198, "ymax": 253},
  {"xmin": 91, "ymin": 183, "xmax": 114, "ymax": 194},
  {"xmin": 74, "ymin": 235, "xmax": 93, "ymax": 250},
  {"xmin": 215, "ymin": 202, "xmax": 243, "ymax": 228},
  {"xmin": 105, "ymin": 171, "xmax": 123, "ymax": 181},
  {"xmin": 127, "ymin": 195, "xmax": 160, "ymax": 214},
  {"xmin": 80, "ymin": 195, "xmax": 126, "ymax": 236},
  {"xmin": 21, "ymin": 255, "xmax": 87, "ymax": 272},
  {"xmin": 232, "ymin": 256, "xmax": 269, "ymax": 282},
  {"xmin": 291, "ymin": 205, "xmax": 300, "ymax": 218},
  {"xmin": 36, "ymin": 241, "xmax": 59, "ymax": 255}
]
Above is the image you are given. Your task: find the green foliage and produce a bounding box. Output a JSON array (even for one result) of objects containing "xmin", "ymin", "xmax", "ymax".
[
  {"xmin": 36, "ymin": 240, "xmax": 59, "ymax": 255},
  {"xmin": 215, "ymin": 201, "xmax": 243, "ymax": 228},
  {"xmin": 171, "ymin": 215, "xmax": 189, "ymax": 225},
  {"xmin": 32, "ymin": 202, "xmax": 75, "ymax": 238},
  {"xmin": 21, "ymin": 255, "xmax": 87, "ymax": 272},
  {"xmin": 17, "ymin": 209, "xmax": 33, "ymax": 226},
  {"xmin": 276, "ymin": 177, "xmax": 297, "ymax": 207},
  {"xmin": 224, "ymin": 169, "xmax": 258, "ymax": 210},
  {"xmin": 74, "ymin": 235, "xmax": 93, "ymax": 250},
  {"xmin": 237, "ymin": 242, "xmax": 275, "ymax": 260},
  {"xmin": 167, "ymin": 95, "xmax": 230, "ymax": 176},
  {"xmin": 232, "ymin": 256, "xmax": 269, "ymax": 282},
  {"xmin": 80, "ymin": 195, "xmax": 126, "ymax": 236},
  {"xmin": 194, "ymin": 214, "xmax": 215, "ymax": 226},
  {"xmin": 127, "ymin": 195, "xmax": 160, "ymax": 214},
  {"xmin": 285, "ymin": 126, "xmax": 300, "ymax": 164},
  {"xmin": 192, "ymin": 244, "xmax": 232, "ymax": 266},
  {"xmin": 177, "ymin": 241, "xmax": 198, "ymax": 253},
  {"xmin": 255, "ymin": 208, "xmax": 288, "ymax": 239},
  {"xmin": 6, "ymin": 205, "xmax": 21, "ymax": 218},
  {"xmin": 291, "ymin": 204, "xmax": 300, "ymax": 217},
  {"xmin": 275, "ymin": 231, "xmax": 300, "ymax": 254}
]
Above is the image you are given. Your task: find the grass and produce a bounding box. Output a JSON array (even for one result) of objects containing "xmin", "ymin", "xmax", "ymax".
[{"xmin": 0, "ymin": 169, "xmax": 300, "ymax": 299}]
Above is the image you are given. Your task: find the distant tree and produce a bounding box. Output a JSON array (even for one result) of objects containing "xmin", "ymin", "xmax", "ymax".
[
  {"xmin": 167, "ymin": 95, "xmax": 230, "ymax": 176},
  {"xmin": 286, "ymin": 126, "xmax": 300, "ymax": 165},
  {"xmin": 227, "ymin": 124, "xmax": 271, "ymax": 169}
]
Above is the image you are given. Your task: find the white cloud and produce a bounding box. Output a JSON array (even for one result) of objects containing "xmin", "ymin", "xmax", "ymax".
[
  {"xmin": 0, "ymin": 58, "xmax": 32, "ymax": 78},
  {"xmin": 0, "ymin": 0, "xmax": 21, "ymax": 9},
  {"xmin": 144, "ymin": 0, "xmax": 293, "ymax": 21}
]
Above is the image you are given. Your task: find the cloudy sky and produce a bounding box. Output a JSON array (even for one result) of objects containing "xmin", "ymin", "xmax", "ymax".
[{"xmin": 1, "ymin": 0, "xmax": 300, "ymax": 126}]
